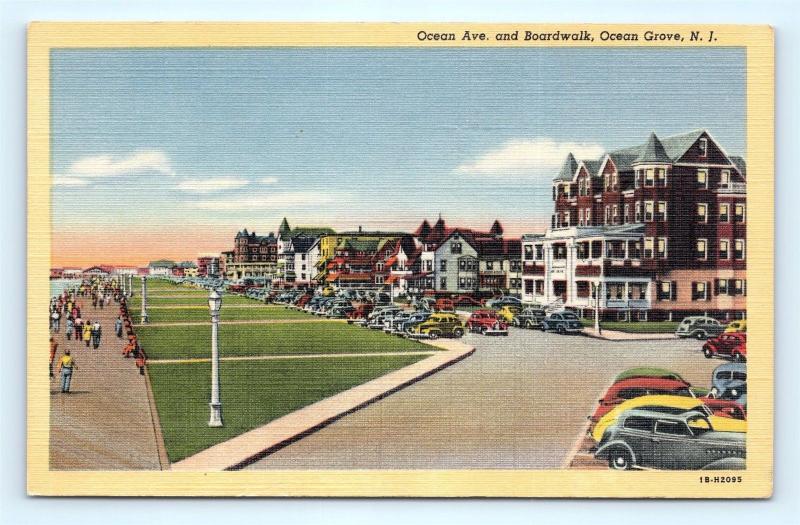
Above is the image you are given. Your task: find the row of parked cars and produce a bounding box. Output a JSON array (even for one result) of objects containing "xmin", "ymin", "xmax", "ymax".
[{"xmin": 590, "ymin": 364, "xmax": 748, "ymax": 470}]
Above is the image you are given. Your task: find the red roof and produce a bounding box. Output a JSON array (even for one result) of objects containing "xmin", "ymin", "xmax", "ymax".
[{"xmin": 332, "ymin": 273, "xmax": 373, "ymax": 282}]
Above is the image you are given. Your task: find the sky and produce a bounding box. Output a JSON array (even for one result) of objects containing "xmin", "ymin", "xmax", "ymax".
[{"xmin": 50, "ymin": 47, "xmax": 746, "ymax": 267}]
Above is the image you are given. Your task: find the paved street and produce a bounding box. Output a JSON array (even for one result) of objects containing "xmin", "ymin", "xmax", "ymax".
[
  {"xmin": 246, "ymin": 328, "xmax": 722, "ymax": 470},
  {"xmin": 49, "ymin": 297, "xmax": 162, "ymax": 470}
]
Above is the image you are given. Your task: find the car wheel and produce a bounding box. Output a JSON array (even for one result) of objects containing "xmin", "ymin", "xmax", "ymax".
[
  {"xmin": 709, "ymin": 386, "xmax": 719, "ymax": 398},
  {"xmin": 428, "ymin": 331, "xmax": 439, "ymax": 340},
  {"xmin": 453, "ymin": 327, "xmax": 464, "ymax": 338},
  {"xmin": 694, "ymin": 330, "xmax": 707, "ymax": 340},
  {"xmin": 608, "ymin": 449, "xmax": 634, "ymax": 471},
  {"xmin": 540, "ymin": 323, "xmax": 548, "ymax": 332},
  {"xmin": 703, "ymin": 348, "xmax": 714, "ymax": 359},
  {"xmin": 557, "ymin": 325, "xmax": 566, "ymax": 335},
  {"xmin": 733, "ymin": 352, "xmax": 745, "ymax": 362},
  {"xmin": 480, "ymin": 326, "xmax": 488, "ymax": 335}
]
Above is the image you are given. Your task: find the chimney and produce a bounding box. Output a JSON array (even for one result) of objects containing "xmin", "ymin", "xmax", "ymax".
[{"xmin": 359, "ymin": 225, "xmax": 363, "ymax": 233}]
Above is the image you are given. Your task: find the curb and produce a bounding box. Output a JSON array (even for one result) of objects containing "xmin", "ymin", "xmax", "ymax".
[
  {"xmin": 170, "ymin": 341, "xmax": 475, "ymax": 471},
  {"xmin": 581, "ymin": 330, "xmax": 678, "ymax": 342}
]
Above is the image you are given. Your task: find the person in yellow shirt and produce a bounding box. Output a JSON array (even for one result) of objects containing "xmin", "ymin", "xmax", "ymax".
[
  {"xmin": 83, "ymin": 321, "xmax": 92, "ymax": 347},
  {"xmin": 57, "ymin": 349, "xmax": 77, "ymax": 393}
]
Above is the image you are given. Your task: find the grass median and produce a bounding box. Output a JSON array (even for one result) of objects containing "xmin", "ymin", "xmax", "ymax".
[
  {"xmin": 579, "ymin": 318, "xmax": 679, "ymax": 333},
  {"xmin": 131, "ymin": 306, "xmax": 311, "ymax": 324},
  {"xmin": 136, "ymin": 321, "xmax": 431, "ymax": 360},
  {"xmin": 149, "ymin": 354, "xmax": 427, "ymax": 462},
  {"xmin": 129, "ymin": 294, "xmax": 259, "ymax": 307}
]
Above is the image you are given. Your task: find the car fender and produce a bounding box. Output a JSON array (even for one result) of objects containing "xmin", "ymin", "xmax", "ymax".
[
  {"xmin": 701, "ymin": 457, "xmax": 745, "ymax": 470},
  {"xmin": 595, "ymin": 440, "xmax": 638, "ymax": 465}
]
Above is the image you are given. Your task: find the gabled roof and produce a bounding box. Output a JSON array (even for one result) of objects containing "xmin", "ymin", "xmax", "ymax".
[
  {"xmin": 554, "ymin": 153, "xmax": 578, "ymax": 181},
  {"xmin": 291, "ymin": 226, "xmax": 335, "ymax": 236},
  {"xmin": 290, "ymin": 235, "xmax": 318, "ymax": 253},
  {"xmin": 659, "ymin": 129, "xmax": 706, "ymax": 161},
  {"xmin": 729, "ymin": 156, "xmax": 747, "ymax": 178},
  {"xmin": 633, "ymin": 132, "xmax": 672, "ymax": 164}
]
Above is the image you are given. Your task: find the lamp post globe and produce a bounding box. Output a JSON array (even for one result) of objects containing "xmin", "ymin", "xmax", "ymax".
[{"xmin": 208, "ymin": 288, "xmax": 223, "ymax": 427}]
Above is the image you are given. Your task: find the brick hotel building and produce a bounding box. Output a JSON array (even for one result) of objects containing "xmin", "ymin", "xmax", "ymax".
[{"xmin": 521, "ymin": 129, "xmax": 747, "ymax": 321}]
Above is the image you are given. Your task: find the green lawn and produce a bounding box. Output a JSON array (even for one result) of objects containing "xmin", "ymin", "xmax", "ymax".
[
  {"xmin": 136, "ymin": 322, "xmax": 431, "ymax": 360},
  {"xmin": 129, "ymin": 294, "xmax": 259, "ymax": 307},
  {"xmin": 579, "ymin": 318, "xmax": 679, "ymax": 333},
  {"xmin": 132, "ymin": 278, "xmax": 198, "ymax": 291},
  {"xmin": 148, "ymin": 354, "xmax": 426, "ymax": 462},
  {"xmin": 131, "ymin": 306, "xmax": 311, "ymax": 324}
]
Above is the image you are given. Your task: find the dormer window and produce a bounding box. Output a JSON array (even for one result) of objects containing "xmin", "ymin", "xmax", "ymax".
[
  {"xmin": 699, "ymin": 138, "xmax": 708, "ymax": 157},
  {"xmin": 720, "ymin": 170, "xmax": 730, "ymax": 188}
]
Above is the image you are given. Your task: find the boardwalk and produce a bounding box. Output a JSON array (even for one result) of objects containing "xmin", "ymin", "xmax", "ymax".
[{"xmin": 49, "ymin": 295, "xmax": 162, "ymax": 470}]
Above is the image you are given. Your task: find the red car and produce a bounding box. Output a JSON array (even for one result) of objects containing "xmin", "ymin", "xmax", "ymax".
[
  {"xmin": 452, "ymin": 295, "xmax": 484, "ymax": 307},
  {"xmin": 435, "ymin": 298, "xmax": 455, "ymax": 312},
  {"xmin": 700, "ymin": 397, "xmax": 748, "ymax": 420},
  {"xmin": 346, "ymin": 304, "xmax": 374, "ymax": 324},
  {"xmin": 590, "ymin": 377, "xmax": 694, "ymax": 422},
  {"xmin": 466, "ymin": 309, "xmax": 508, "ymax": 336},
  {"xmin": 702, "ymin": 332, "xmax": 747, "ymax": 362},
  {"xmin": 295, "ymin": 294, "xmax": 312, "ymax": 309}
]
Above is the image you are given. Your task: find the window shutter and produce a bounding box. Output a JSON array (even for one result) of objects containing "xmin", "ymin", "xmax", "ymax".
[
  {"xmin": 713, "ymin": 279, "xmax": 719, "ymax": 295},
  {"xmin": 728, "ymin": 279, "xmax": 736, "ymax": 296},
  {"xmin": 671, "ymin": 281, "xmax": 677, "ymax": 301},
  {"xmin": 706, "ymin": 281, "xmax": 712, "ymax": 301}
]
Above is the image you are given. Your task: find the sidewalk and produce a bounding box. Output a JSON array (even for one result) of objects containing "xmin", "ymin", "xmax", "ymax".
[
  {"xmin": 171, "ymin": 339, "xmax": 475, "ymax": 471},
  {"xmin": 49, "ymin": 296, "xmax": 163, "ymax": 470},
  {"xmin": 582, "ymin": 327, "xmax": 677, "ymax": 341}
]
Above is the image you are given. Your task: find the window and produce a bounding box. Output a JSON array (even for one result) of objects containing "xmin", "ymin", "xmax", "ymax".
[
  {"xmin": 578, "ymin": 209, "xmax": 583, "ymax": 225},
  {"xmin": 696, "ymin": 239, "xmax": 708, "ymax": 260},
  {"xmin": 719, "ymin": 239, "xmax": 730, "ymax": 259},
  {"xmin": 535, "ymin": 245, "xmax": 544, "ymax": 260},
  {"xmin": 697, "ymin": 169, "xmax": 708, "ymax": 188},
  {"xmin": 459, "ymin": 277, "xmax": 465, "ymax": 287},
  {"xmin": 734, "ymin": 203, "xmax": 746, "ymax": 222},
  {"xmin": 612, "ymin": 172, "xmax": 619, "ymax": 191},
  {"xmin": 612, "ymin": 205, "xmax": 619, "ymax": 224},
  {"xmin": 628, "ymin": 282, "xmax": 647, "ymax": 300},
  {"xmin": 624, "ymin": 204, "xmax": 630, "ymax": 223},
  {"xmin": 451, "ymin": 242, "xmax": 462, "ymax": 254},
  {"xmin": 606, "ymin": 282, "xmax": 625, "ymax": 300},
  {"xmin": 440, "ymin": 277, "xmax": 447, "ymax": 289},
  {"xmin": 697, "ymin": 203, "xmax": 708, "ymax": 223},
  {"xmin": 605, "ymin": 174, "xmax": 611, "ymax": 191},
  {"xmin": 605, "ymin": 206, "xmax": 611, "ymax": 224},
  {"xmin": 734, "ymin": 279, "xmax": 745, "ymax": 295},
  {"xmin": 635, "ymin": 201, "xmax": 642, "ymax": 222},
  {"xmin": 657, "ymin": 168, "xmax": 667, "ymax": 186},
  {"xmin": 644, "ymin": 237, "xmax": 654, "ymax": 258},
  {"xmin": 656, "ymin": 201, "xmax": 667, "ymax": 222},
  {"xmin": 535, "ymin": 280, "xmax": 544, "ymax": 295},
  {"xmin": 440, "ymin": 260, "xmax": 447, "ymax": 271},
  {"xmin": 716, "ymin": 279, "xmax": 729, "ymax": 295},
  {"xmin": 635, "ymin": 170, "xmax": 641, "ymax": 189},
  {"xmin": 692, "ymin": 281, "xmax": 709, "ymax": 301},
  {"xmin": 699, "ymin": 137, "xmax": 708, "ymax": 157},
  {"xmin": 629, "ymin": 240, "xmax": 642, "ymax": 259},
  {"xmin": 524, "ymin": 245, "xmax": 534, "ymax": 260},
  {"xmin": 645, "ymin": 169, "xmax": 655, "ymax": 187},
  {"xmin": 734, "ymin": 239, "xmax": 745, "ymax": 260},
  {"xmin": 655, "ymin": 420, "xmax": 690, "ymax": 436},
  {"xmin": 657, "ymin": 237, "xmax": 668, "ymax": 259},
  {"xmin": 657, "ymin": 281, "xmax": 675, "ymax": 301},
  {"xmin": 585, "ymin": 208, "xmax": 591, "ymax": 224},
  {"xmin": 644, "ymin": 201, "xmax": 654, "ymax": 221},
  {"xmin": 510, "ymin": 260, "xmax": 521, "ymax": 272},
  {"xmin": 486, "ymin": 261, "xmax": 494, "ymax": 270},
  {"xmin": 524, "ymin": 280, "xmax": 534, "ymax": 294},
  {"xmin": 720, "ymin": 169, "xmax": 730, "ymax": 187},
  {"xmin": 623, "ymin": 417, "xmax": 655, "ymax": 432},
  {"xmin": 719, "ymin": 203, "xmax": 730, "ymax": 222}
]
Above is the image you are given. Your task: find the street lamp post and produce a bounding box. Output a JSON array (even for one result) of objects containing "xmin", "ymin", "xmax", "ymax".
[
  {"xmin": 128, "ymin": 274, "xmax": 133, "ymax": 297},
  {"xmin": 593, "ymin": 282, "xmax": 602, "ymax": 335},
  {"xmin": 208, "ymin": 289, "xmax": 223, "ymax": 427},
  {"xmin": 141, "ymin": 275, "xmax": 148, "ymax": 324}
]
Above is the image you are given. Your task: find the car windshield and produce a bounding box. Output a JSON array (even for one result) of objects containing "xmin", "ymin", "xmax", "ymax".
[
  {"xmin": 732, "ymin": 372, "xmax": 747, "ymax": 381},
  {"xmin": 562, "ymin": 313, "xmax": 578, "ymax": 320}
]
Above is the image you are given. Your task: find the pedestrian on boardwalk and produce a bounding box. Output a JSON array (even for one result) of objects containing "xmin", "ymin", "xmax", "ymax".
[
  {"xmin": 74, "ymin": 316, "xmax": 83, "ymax": 339},
  {"xmin": 83, "ymin": 321, "xmax": 92, "ymax": 347},
  {"xmin": 98, "ymin": 294, "xmax": 104, "ymax": 310},
  {"xmin": 91, "ymin": 321, "xmax": 102, "ymax": 349},
  {"xmin": 65, "ymin": 316, "xmax": 74, "ymax": 340},
  {"xmin": 115, "ymin": 316, "xmax": 123, "ymax": 338},
  {"xmin": 51, "ymin": 309, "xmax": 61, "ymax": 332},
  {"xmin": 57, "ymin": 350, "xmax": 76, "ymax": 393},
  {"xmin": 49, "ymin": 337, "xmax": 57, "ymax": 378}
]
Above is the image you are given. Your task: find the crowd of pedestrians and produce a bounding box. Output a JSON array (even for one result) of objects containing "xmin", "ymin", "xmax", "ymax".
[{"xmin": 48, "ymin": 277, "xmax": 140, "ymax": 394}]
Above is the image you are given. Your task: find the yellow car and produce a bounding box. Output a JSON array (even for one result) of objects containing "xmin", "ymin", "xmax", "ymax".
[
  {"xmin": 409, "ymin": 313, "xmax": 465, "ymax": 339},
  {"xmin": 322, "ymin": 286, "xmax": 335, "ymax": 297},
  {"xmin": 725, "ymin": 319, "xmax": 747, "ymax": 333},
  {"xmin": 591, "ymin": 395, "xmax": 747, "ymax": 443},
  {"xmin": 496, "ymin": 305, "xmax": 520, "ymax": 324}
]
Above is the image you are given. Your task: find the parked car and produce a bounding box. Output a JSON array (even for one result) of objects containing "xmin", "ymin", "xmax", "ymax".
[
  {"xmin": 384, "ymin": 312, "xmax": 412, "ymax": 334},
  {"xmin": 613, "ymin": 367, "xmax": 686, "ymax": 384},
  {"xmin": 724, "ymin": 319, "xmax": 747, "ymax": 333},
  {"xmin": 594, "ymin": 409, "xmax": 745, "ymax": 470},
  {"xmin": 709, "ymin": 362, "xmax": 747, "ymax": 399},
  {"xmin": 719, "ymin": 382, "xmax": 747, "ymax": 408},
  {"xmin": 402, "ymin": 311, "xmax": 432, "ymax": 334},
  {"xmin": 513, "ymin": 306, "xmax": 546, "ymax": 329},
  {"xmin": 496, "ymin": 305, "xmax": 519, "ymax": 324},
  {"xmin": 466, "ymin": 310, "xmax": 508, "ymax": 336},
  {"xmin": 407, "ymin": 313, "xmax": 465, "ymax": 340},
  {"xmin": 321, "ymin": 286, "xmax": 335, "ymax": 297},
  {"xmin": 539, "ymin": 311, "xmax": 582, "ymax": 334},
  {"xmin": 452, "ymin": 295, "xmax": 483, "ymax": 307},
  {"xmin": 702, "ymin": 332, "xmax": 746, "ymax": 362},
  {"xmin": 346, "ymin": 304, "xmax": 374, "ymax": 324},
  {"xmin": 486, "ymin": 295, "xmax": 522, "ymax": 309},
  {"xmin": 675, "ymin": 316, "xmax": 725, "ymax": 340},
  {"xmin": 590, "ymin": 377, "xmax": 695, "ymax": 423},
  {"xmin": 435, "ymin": 298, "xmax": 455, "ymax": 312},
  {"xmin": 327, "ymin": 305, "xmax": 355, "ymax": 319},
  {"xmin": 413, "ymin": 297, "xmax": 436, "ymax": 312},
  {"xmin": 590, "ymin": 394, "xmax": 747, "ymax": 444}
]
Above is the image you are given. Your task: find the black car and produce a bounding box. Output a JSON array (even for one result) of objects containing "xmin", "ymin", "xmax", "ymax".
[
  {"xmin": 514, "ymin": 306, "xmax": 546, "ymax": 329},
  {"xmin": 539, "ymin": 311, "xmax": 582, "ymax": 334}
]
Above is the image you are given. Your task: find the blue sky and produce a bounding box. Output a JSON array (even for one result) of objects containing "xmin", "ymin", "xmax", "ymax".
[{"xmin": 50, "ymin": 47, "xmax": 745, "ymax": 262}]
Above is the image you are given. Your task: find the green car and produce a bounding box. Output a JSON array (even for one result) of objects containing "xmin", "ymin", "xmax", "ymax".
[{"xmin": 613, "ymin": 367, "xmax": 685, "ymax": 384}]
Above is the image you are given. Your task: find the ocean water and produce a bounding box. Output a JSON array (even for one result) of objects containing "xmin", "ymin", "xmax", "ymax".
[{"xmin": 49, "ymin": 279, "xmax": 83, "ymax": 298}]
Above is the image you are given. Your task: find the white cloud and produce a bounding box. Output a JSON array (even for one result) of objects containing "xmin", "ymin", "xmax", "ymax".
[
  {"xmin": 52, "ymin": 176, "xmax": 89, "ymax": 187},
  {"xmin": 454, "ymin": 138, "xmax": 605, "ymax": 178},
  {"xmin": 177, "ymin": 177, "xmax": 250, "ymax": 193},
  {"xmin": 259, "ymin": 176, "xmax": 279, "ymax": 184},
  {"xmin": 187, "ymin": 192, "xmax": 337, "ymax": 210},
  {"xmin": 67, "ymin": 150, "xmax": 173, "ymax": 178}
]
